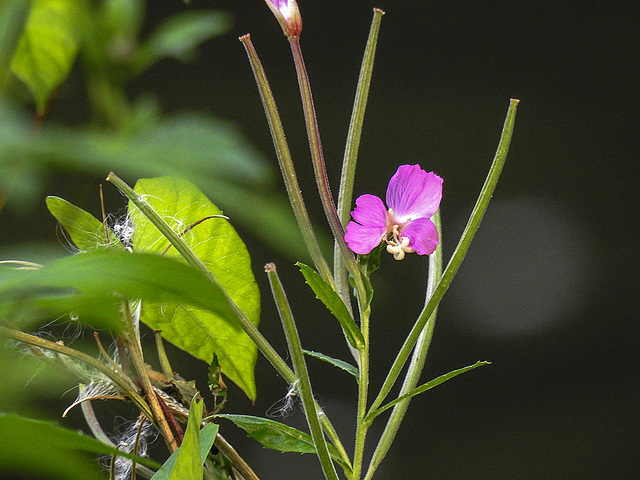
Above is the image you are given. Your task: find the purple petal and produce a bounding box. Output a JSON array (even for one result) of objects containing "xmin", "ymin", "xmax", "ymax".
[
  {"xmin": 345, "ymin": 222, "xmax": 386, "ymax": 254},
  {"xmin": 344, "ymin": 194, "xmax": 389, "ymax": 254},
  {"xmin": 386, "ymin": 165, "xmax": 443, "ymax": 221},
  {"xmin": 350, "ymin": 194, "xmax": 388, "ymax": 228},
  {"xmin": 401, "ymin": 217, "xmax": 439, "ymax": 255}
]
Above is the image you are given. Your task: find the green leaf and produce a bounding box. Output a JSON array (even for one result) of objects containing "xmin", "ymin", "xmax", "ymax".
[
  {"xmin": 367, "ymin": 361, "xmax": 491, "ymax": 422},
  {"xmin": 46, "ymin": 196, "xmax": 122, "ymax": 251},
  {"xmin": 303, "ymin": 349, "xmax": 358, "ymax": 379},
  {"xmin": 297, "ymin": 262, "xmax": 364, "ymax": 349},
  {"xmin": 215, "ymin": 414, "xmax": 350, "ymax": 471},
  {"xmin": 151, "ymin": 422, "xmax": 218, "ymax": 480},
  {"xmin": 0, "ymin": 0, "xmax": 32, "ymax": 88},
  {"xmin": 0, "ymin": 250, "xmax": 243, "ymax": 334},
  {"xmin": 0, "ymin": 413, "xmax": 160, "ymax": 480},
  {"xmin": 167, "ymin": 395, "xmax": 204, "ymax": 480},
  {"xmin": 137, "ymin": 11, "xmax": 231, "ymax": 71},
  {"xmin": 130, "ymin": 176, "xmax": 260, "ymax": 401},
  {"xmin": 10, "ymin": 0, "xmax": 81, "ymax": 112}
]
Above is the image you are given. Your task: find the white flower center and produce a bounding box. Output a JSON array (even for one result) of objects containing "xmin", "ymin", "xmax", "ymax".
[{"xmin": 385, "ymin": 224, "xmax": 415, "ymax": 261}]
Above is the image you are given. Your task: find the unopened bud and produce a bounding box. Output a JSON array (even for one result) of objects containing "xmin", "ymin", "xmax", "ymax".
[{"xmin": 264, "ymin": 0, "xmax": 302, "ymax": 37}]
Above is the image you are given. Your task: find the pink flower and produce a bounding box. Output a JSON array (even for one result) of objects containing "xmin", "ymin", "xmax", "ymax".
[
  {"xmin": 264, "ymin": 0, "xmax": 302, "ymax": 37},
  {"xmin": 345, "ymin": 165, "xmax": 443, "ymax": 260}
]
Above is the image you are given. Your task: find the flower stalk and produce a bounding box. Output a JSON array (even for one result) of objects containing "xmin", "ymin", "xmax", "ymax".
[
  {"xmin": 368, "ymin": 99, "xmax": 519, "ymax": 414},
  {"xmin": 288, "ymin": 36, "xmax": 369, "ymax": 308},
  {"xmin": 239, "ymin": 35, "xmax": 335, "ymax": 290},
  {"xmin": 364, "ymin": 210, "xmax": 442, "ymax": 479}
]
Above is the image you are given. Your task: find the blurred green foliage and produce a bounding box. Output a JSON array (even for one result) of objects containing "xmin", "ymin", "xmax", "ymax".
[
  {"xmin": 0, "ymin": 1, "xmax": 310, "ymax": 478},
  {"xmin": 0, "ymin": 0, "xmax": 314, "ymax": 260}
]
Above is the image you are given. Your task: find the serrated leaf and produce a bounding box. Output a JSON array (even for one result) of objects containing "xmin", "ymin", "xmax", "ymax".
[
  {"xmin": 215, "ymin": 414, "xmax": 350, "ymax": 470},
  {"xmin": 0, "ymin": 413, "xmax": 160, "ymax": 480},
  {"xmin": 10, "ymin": 0, "xmax": 81, "ymax": 112},
  {"xmin": 297, "ymin": 262, "xmax": 364, "ymax": 349},
  {"xmin": 0, "ymin": 250, "xmax": 243, "ymax": 333},
  {"xmin": 46, "ymin": 196, "xmax": 122, "ymax": 251},
  {"xmin": 130, "ymin": 176, "xmax": 260, "ymax": 401},
  {"xmin": 303, "ymin": 349, "xmax": 358, "ymax": 379}
]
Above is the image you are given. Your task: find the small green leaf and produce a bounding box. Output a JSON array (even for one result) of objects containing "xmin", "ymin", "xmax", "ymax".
[
  {"xmin": 167, "ymin": 394, "xmax": 204, "ymax": 480},
  {"xmin": 137, "ymin": 11, "xmax": 231, "ymax": 71},
  {"xmin": 151, "ymin": 422, "xmax": 218, "ymax": 480},
  {"xmin": 10, "ymin": 0, "xmax": 81, "ymax": 112},
  {"xmin": 303, "ymin": 349, "xmax": 358, "ymax": 379},
  {"xmin": 46, "ymin": 196, "xmax": 122, "ymax": 251},
  {"xmin": 367, "ymin": 361, "xmax": 491, "ymax": 421},
  {"xmin": 297, "ymin": 262, "xmax": 364, "ymax": 349},
  {"xmin": 214, "ymin": 414, "xmax": 350, "ymax": 471},
  {"xmin": 130, "ymin": 176, "xmax": 260, "ymax": 401},
  {"xmin": 0, "ymin": 413, "xmax": 160, "ymax": 480}
]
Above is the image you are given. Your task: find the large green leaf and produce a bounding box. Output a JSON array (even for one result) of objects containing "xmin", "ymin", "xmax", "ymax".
[
  {"xmin": 0, "ymin": 250, "xmax": 243, "ymax": 333},
  {"xmin": 0, "ymin": 413, "xmax": 160, "ymax": 480},
  {"xmin": 215, "ymin": 414, "xmax": 350, "ymax": 471},
  {"xmin": 0, "ymin": 0, "xmax": 32, "ymax": 87},
  {"xmin": 46, "ymin": 196, "xmax": 122, "ymax": 251},
  {"xmin": 130, "ymin": 176, "xmax": 260, "ymax": 401},
  {"xmin": 10, "ymin": 0, "xmax": 81, "ymax": 112}
]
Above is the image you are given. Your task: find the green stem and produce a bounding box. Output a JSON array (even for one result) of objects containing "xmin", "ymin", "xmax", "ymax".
[
  {"xmin": 334, "ymin": 8, "xmax": 385, "ymax": 309},
  {"xmin": 121, "ymin": 301, "xmax": 178, "ymax": 452},
  {"xmin": 351, "ymin": 306, "xmax": 371, "ymax": 480},
  {"xmin": 364, "ymin": 211, "xmax": 442, "ymax": 480},
  {"xmin": 0, "ymin": 324, "xmax": 152, "ymax": 419},
  {"xmin": 288, "ymin": 36, "xmax": 368, "ymax": 308},
  {"xmin": 265, "ymin": 263, "xmax": 340, "ymax": 480},
  {"xmin": 239, "ymin": 34, "xmax": 335, "ymax": 289},
  {"xmin": 214, "ymin": 434, "xmax": 261, "ymax": 480},
  {"xmin": 368, "ymin": 99, "xmax": 519, "ymax": 415}
]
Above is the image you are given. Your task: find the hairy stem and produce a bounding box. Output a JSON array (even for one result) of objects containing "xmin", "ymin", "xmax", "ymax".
[
  {"xmin": 266, "ymin": 263, "xmax": 340, "ymax": 480},
  {"xmin": 288, "ymin": 37, "xmax": 369, "ymax": 309},
  {"xmin": 120, "ymin": 302, "xmax": 178, "ymax": 452},
  {"xmin": 0, "ymin": 324, "xmax": 152, "ymax": 419},
  {"xmin": 239, "ymin": 34, "xmax": 335, "ymax": 289},
  {"xmin": 364, "ymin": 212, "xmax": 442, "ymax": 479}
]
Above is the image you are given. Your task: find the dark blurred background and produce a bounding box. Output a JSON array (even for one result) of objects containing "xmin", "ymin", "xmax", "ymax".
[{"xmin": 2, "ymin": 0, "xmax": 638, "ymax": 478}]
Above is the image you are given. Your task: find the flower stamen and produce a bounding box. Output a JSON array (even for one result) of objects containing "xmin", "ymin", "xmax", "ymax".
[{"xmin": 385, "ymin": 225, "xmax": 414, "ymax": 260}]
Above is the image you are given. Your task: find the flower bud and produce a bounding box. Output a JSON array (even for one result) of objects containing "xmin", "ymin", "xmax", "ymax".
[{"xmin": 264, "ymin": 0, "xmax": 302, "ymax": 37}]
